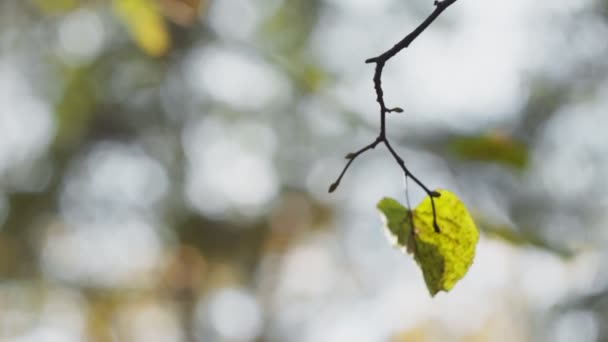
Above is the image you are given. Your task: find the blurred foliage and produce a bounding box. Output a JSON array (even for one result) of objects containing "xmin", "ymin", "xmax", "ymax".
[
  {"xmin": 1, "ymin": 0, "xmax": 608, "ymax": 341},
  {"xmin": 55, "ymin": 65, "xmax": 97, "ymax": 147},
  {"xmin": 477, "ymin": 219, "xmax": 574, "ymax": 259},
  {"xmin": 31, "ymin": 0, "xmax": 80, "ymax": 14},
  {"xmin": 448, "ymin": 132, "xmax": 529, "ymax": 169}
]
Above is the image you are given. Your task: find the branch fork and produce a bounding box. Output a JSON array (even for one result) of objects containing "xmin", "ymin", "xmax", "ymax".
[{"xmin": 329, "ymin": 0, "xmax": 459, "ymax": 232}]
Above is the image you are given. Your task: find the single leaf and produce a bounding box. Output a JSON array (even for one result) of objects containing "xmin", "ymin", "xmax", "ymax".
[{"xmin": 377, "ymin": 189, "xmax": 479, "ymax": 296}]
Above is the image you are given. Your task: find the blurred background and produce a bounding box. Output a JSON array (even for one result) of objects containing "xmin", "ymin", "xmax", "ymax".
[{"xmin": 1, "ymin": 0, "xmax": 608, "ymax": 341}]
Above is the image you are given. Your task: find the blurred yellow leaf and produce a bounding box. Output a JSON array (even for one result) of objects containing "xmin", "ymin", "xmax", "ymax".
[
  {"xmin": 448, "ymin": 132, "xmax": 528, "ymax": 169},
  {"xmin": 113, "ymin": 0, "xmax": 170, "ymax": 56},
  {"xmin": 378, "ymin": 190, "xmax": 479, "ymax": 296}
]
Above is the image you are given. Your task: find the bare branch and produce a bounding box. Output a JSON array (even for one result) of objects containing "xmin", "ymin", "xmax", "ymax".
[{"xmin": 329, "ymin": 0, "xmax": 459, "ymax": 233}]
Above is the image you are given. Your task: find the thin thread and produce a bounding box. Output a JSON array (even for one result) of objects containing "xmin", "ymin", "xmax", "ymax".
[{"xmin": 404, "ymin": 173, "xmax": 412, "ymax": 210}]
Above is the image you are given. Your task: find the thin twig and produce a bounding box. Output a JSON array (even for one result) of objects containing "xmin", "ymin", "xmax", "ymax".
[
  {"xmin": 328, "ymin": 137, "xmax": 382, "ymax": 193},
  {"xmin": 329, "ymin": 0, "xmax": 458, "ymax": 233}
]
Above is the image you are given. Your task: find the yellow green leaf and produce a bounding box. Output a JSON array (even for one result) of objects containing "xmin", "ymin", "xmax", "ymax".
[
  {"xmin": 113, "ymin": 0, "xmax": 170, "ymax": 57},
  {"xmin": 377, "ymin": 189, "xmax": 479, "ymax": 296},
  {"xmin": 377, "ymin": 198, "xmax": 415, "ymax": 254}
]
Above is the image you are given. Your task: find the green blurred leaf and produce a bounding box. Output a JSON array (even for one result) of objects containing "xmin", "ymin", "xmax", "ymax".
[
  {"xmin": 448, "ymin": 132, "xmax": 528, "ymax": 169},
  {"xmin": 259, "ymin": 0, "xmax": 320, "ymax": 54},
  {"xmin": 55, "ymin": 66, "xmax": 96, "ymax": 147},
  {"xmin": 378, "ymin": 190, "xmax": 479, "ymax": 296},
  {"xmin": 30, "ymin": 0, "xmax": 80, "ymax": 14},
  {"xmin": 300, "ymin": 63, "xmax": 328, "ymax": 92},
  {"xmin": 479, "ymin": 221, "xmax": 574, "ymax": 259}
]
